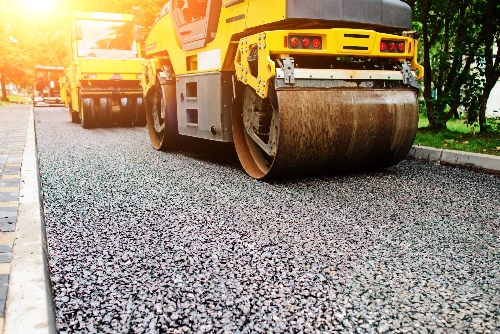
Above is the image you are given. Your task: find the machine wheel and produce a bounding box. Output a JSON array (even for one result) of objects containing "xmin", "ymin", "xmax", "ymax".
[
  {"xmin": 133, "ymin": 98, "xmax": 147, "ymax": 127},
  {"xmin": 69, "ymin": 103, "xmax": 80, "ymax": 123},
  {"xmin": 232, "ymin": 83, "xmax": 419, "ymax": 179},
  {"xmin": 232, "ymin": 85, "xmax": 279, "ymax": 179},
  {"xmin": 118, "ymin": 98, "xmax": 134, "ymax": 127},
  {"xmin": 80, "ymin": 97, "xmax": 95, "ymax": 129},
  {"xmin": 97, "ymin": 98, "xmax": 112, "ymax": 128},
  {"xmin": 145, "ymin": 79, "xmax": 178, "ymax": 150}
]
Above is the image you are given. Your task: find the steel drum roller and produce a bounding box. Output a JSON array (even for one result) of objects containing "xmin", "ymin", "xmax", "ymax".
[{"xmin": 233, "ymin": 88, "xmax": 418, "ymax": 179}]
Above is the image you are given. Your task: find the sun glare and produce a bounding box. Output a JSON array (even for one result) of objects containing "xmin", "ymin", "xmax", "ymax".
[{"xmin": 17, "ymin": 0, "xmax": 57, "ymax": 14}]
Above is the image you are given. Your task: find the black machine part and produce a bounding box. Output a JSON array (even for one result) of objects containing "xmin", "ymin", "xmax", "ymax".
[{"xmin": 286, "ymin": 0, "xmax": 412, "ymax": 31}]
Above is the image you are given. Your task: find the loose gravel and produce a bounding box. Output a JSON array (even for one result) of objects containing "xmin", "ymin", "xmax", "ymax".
[{"xmin": 35, "ymin": 108, "xmax": 499, "ymax": 333}]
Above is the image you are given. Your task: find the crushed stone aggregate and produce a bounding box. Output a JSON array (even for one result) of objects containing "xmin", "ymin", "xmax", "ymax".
[{"xmin": 34, "ymin": 108, "xmax": 500, "ymax": 333}]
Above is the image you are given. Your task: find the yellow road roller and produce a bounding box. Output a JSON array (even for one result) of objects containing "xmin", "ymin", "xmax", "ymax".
[
  {"xmin": 136, "ymin": 0, "xmax": 423, "ymax": 179},
  {"xmin": 62, "ymin": 11, "xmax": 146, "ymax": 128}
]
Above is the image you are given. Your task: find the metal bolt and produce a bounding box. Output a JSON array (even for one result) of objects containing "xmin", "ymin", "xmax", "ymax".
[
  {"xmin": 263, "ymin": 33, "xmax": 266, "ymax": 39},
  {"xmin": 261, "ymin": 89, "xmax": 265, "ymax": 95},
  {"xmin": 258, "ymin": 78, "xmax": 261, "ymax": 83},
  {"xmin": 263, "ymin": 43, "xmax": 266, "ymax": 48},
  {"xmin": 244, "ymin": 77, "xmax": 247, "ymax": 82},
  {"xmin": 258, "ymin": 34, "xmax": 261, "ymax": 40},
  {"xmin": 262, "ymin": 82, "xmax": 266, "ymax": 87}
]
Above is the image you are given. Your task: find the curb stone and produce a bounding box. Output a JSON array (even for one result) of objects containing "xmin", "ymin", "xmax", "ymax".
[
  {"xmin": 4, "ymin": 106, "xmax": 56, "ymax": 334},
  {"xmin": 408, "ymin": 145, "xmax": 500, "ymax": 173}
]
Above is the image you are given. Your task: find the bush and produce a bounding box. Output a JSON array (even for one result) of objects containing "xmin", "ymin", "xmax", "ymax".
[{"xmin": 484, "ymin": 118, "xmax": 500, "ymax": 133}]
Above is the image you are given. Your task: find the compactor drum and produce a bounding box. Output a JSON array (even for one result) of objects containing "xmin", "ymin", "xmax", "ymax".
[
  {"xmin": 60, "ymin": 11, "xmax": 146, "ymax": 129},
  {"xmin": 137, "ymin": 0, "xmax": 423, "ymax": 179}
]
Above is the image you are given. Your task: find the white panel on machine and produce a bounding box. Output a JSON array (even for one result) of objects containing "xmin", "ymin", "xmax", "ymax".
[{"xmin": 198, "ymin": 49, "xmax": 221, "ymax": 71}]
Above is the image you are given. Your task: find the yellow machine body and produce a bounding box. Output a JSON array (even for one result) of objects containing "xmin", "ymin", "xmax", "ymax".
[
  {"xmin": 61, "ymin": 11, "xmax": 146, "ymax": 128},
  {"xmin": 139, "ymin": 0, "xmax": 424, "ymax": 179}
]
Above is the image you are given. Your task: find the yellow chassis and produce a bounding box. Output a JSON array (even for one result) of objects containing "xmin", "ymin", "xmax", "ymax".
[
  {"xmin": 62, "ymin": 11, "xmax": 144, "ymax": 114},
  {"xmin": 235, "ymin": 28, "xmax": 424, "ymax": 99}
]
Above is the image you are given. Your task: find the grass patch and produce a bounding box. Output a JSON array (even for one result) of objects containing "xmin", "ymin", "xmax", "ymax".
[
  {"xmin": 0, "ymin": 95, "xmax": 32, "ymax": 106},
  {"xmin": 7, "ymin": 95, "xmax": 31, "ymax": 103},
  {"xmin": 415, "ymin": 115, "xmax": 500, "ymax": 156},
  {"xmin": 418, "ymin": 115, "xmax": 478, "ymax": 134}
]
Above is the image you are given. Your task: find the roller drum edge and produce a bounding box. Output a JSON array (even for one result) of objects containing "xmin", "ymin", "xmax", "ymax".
[{"xmin": 235, "ymin": 88, "xmax": 418, "ymax": 179}]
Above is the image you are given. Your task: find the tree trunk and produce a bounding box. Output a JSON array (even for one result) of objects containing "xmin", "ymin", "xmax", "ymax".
[
  {"xmin": 422, "ymin": 1, "xmax": 436, "ymax": 128},
  {"xmin": 433, "ymin": 99, "xmax": 448, "ymax": 129},
  {"xmin": 478, "ymin": 87, "xmax": 491, "ymax": 133},
  {"xmin": 0, "ymin": 74, "xmax": 8, "ymax": 102},
  {"xmin": 479, "ymin": 73, "xmax": 500, "ymax": 133},
  {"xmin": 478, "ymin": 0, "xmax": 500, "ymax": 133}
]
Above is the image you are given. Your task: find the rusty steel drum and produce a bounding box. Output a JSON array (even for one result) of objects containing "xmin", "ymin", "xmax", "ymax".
[{"xmin": 233, "ymin": 88, "xmax": 419, "ymax": 179}]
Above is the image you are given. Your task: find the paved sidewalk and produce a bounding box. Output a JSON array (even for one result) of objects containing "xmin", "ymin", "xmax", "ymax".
[
  {"xmin": 0, "ymin": 104, "xmax": 30, "ymax": 332},
  {"xmin": 0, "ymin": 104, "xmax": 55, "ymax": 333}
]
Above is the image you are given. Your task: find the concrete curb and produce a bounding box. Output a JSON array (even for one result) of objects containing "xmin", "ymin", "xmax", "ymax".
[
  {"xmin": 4, "ymin": 107, "xmax": 56, "ymax": 333},
  {"xmin": 408, "ymin": 145, "xmax": 500, "ymax": 173}
]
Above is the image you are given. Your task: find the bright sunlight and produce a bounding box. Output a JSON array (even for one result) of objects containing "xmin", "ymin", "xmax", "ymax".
[{"xmin": 16, "ymin": 0, "xmax": 57, "ymax": 14}]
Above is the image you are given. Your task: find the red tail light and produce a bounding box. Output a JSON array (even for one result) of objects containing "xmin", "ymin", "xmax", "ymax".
[
  {"xmin": 288, "ymin": 36, "xmax": 322, "ymax": 49},
  {"xmin": 380, "ymin": 42, "xmax": 387, "ymax": 51},
  {"xmin": 290, "ymin": 37, "xmax": 299, "ymax": 48},
  {"xmin": 397, "ymin": 42, "xmax": 405, "ymax": 52},
  {"xmin": 284, "ymin": 36, "xmax": 288, "ymax": 48},
  {"xmin": 388, "ymin": 42, "xmax": 396, "ymax": 51},
  {"xmin": 408, "ymin": 42, "xmax": 412, "ymax": 53}
]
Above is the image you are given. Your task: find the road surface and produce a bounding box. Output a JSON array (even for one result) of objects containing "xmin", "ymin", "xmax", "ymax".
[{"xmin": 35, "ymin": 107, "xmax": 500, "ymax": 333}]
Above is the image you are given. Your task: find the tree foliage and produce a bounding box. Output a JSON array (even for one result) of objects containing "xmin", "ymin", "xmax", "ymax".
[
  {"xmin": 477, "ymin": 0, "xmax": 500, "ymax": 132},
  {"xmin": 0, "ymin": 0, "xmax": 166, "ymax": 100},
  {"xmin": 406, "ymin": 0, "xmax": 500, "ymax": 132},
  {"xmin": 0, "ymin": 0, "xmax": 33, "ymax": 100}
]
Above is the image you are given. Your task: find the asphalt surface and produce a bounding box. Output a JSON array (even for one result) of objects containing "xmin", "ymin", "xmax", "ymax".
[{"xmin": 35, "ymin": 107, "xmax": 499, "ymax": 333}]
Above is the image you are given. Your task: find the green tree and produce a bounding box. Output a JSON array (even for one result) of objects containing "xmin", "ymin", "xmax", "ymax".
[
  {"xmin": 407, "ymin": 0, "xmax": 500, "ymax": 132},
  {"xmin": 0, "ymin": 0, "xmax": 30, "ymax": 100},
  {"xmin": 0, "ymin": 0, "xmax": 168, "ymax": 99},
  {"xmin": 0, "ymin": 0, "xmax": 70, "ymax": 99},
  {"xmin": 476, "ymin": 0, "xmax": 500, "ymax": 132},
  {"xmin": 417, "ymin": 1, "xmax": 483, "ymax": 128}
]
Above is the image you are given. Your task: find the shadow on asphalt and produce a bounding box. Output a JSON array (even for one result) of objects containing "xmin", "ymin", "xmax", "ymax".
[
  {"xmin": 174, "ymin": 137, "xmax": 241, "ymax": 169},
  {"xmin": 169, "ymin": 136, "xmax": 407, "ymax": 182}
]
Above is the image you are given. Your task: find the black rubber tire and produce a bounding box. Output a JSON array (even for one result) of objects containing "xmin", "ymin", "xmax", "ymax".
[
  {"xmin": 145, "ymin": 79, "xmax": 178, "ymax": 151},
  {"xmin": 98, "ymin": 98, "xmax": 112, "ymax": 128},
  {"xmin": 133, "ymin": 97, "xmax": 147, "ymax": 127},
  {"xmin": 118, "ymin": 98, "xmax": 134, "ymax": 127},
  {"xmin": 69, "ymin": 103, "xmax": 80, "ymax": 123},
  {"xmin": 80, "ymin": 97, "xmax": 94, "ymax": 129}
]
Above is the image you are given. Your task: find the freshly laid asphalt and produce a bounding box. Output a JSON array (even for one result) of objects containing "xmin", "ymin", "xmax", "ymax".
[{"xmin": 32, "ymin": 107, "xmax": 499, "ymax": 333}]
